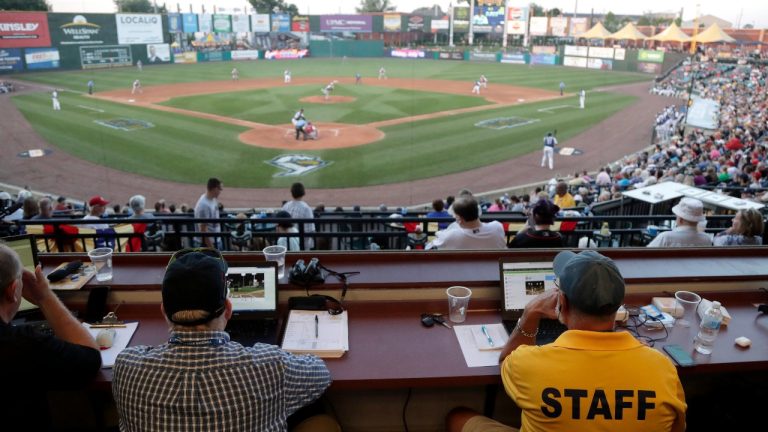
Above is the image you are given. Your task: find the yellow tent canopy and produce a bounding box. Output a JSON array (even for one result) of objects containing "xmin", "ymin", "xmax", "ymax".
[
  {"xmin": 610, "ymin": 22, "xmax": 648, "ymax": 40},
  {"xmin": 691, "ymin": 23, "xmax": 736, "ymax": 43},
  {"xmin": 577, "ymin": 22, "xmax": 612, "ymax": 39},
  {"xmin": 649, "ymin": 23, "xmax": 691, "ymax": 42}
]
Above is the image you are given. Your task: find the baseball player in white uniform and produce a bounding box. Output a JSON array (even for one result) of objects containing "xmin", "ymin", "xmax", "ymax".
[
  {"xmin": 231, "ymin": 67, "xmax": 239, "ymax": 81},
  {"xmin": 136, "ymin": 60, "xmax": 143, "ymax": 72},
  {"xmin": 479, "ymin": 74, "xmax": 488, "ymax": 88},
  {"xmin": 472, "ymin": 80, "xmax": 481, "ymax": 95},
  {"xmin": 51, "ymin": 90, "xmax": 60, "ymax": 110},
  {"xmin": 131, "ymin": 79, "xmax": 142, "ymax": 95},
  {"xmin": 579, "ymin": 89, "xmax": 586, "ymax": 109},
  {"xmin": 541, "ymin": 132, "xmax": 558, "ymax": 170},
  {"xmin": 321, "ymin": 81, "xmax": 335, "ymax": 100},
  {"xmin": 284, "ymin": 70, "xmax": 291, "ymax": 83},
  {"xmin": 378, "ymin": 66, "xmax": 387, "ymax": 80}
]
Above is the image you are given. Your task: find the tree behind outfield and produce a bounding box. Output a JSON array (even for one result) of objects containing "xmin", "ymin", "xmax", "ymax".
[
  {"xmin": 356, "ymin": 0, "xmax": 395, "ymax": 13},
  {"xmin": 114, "ymin": 0, "xmax": 166, "ymax": 13},
  {"xmin": 0, "ymin": 0, "xmax": 49, "ymax": 11},
  {"xmin": 248, "ymin": 0, "xmax": 298, "ymax": 15}
]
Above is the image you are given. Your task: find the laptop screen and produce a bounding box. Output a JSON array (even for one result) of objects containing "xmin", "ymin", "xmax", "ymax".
[
  {"xmin": 0, "ymin": 235, "xmax": 39, "ymax": 313},
  {"xmin": 226, "ymin": 263, "xmax": 278, "ymax": 315},
  {"xmin": 500, "ymin": 258, "xmax": 557, "ymax": 315}
]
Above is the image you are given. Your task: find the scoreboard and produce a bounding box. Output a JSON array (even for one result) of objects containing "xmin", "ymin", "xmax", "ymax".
[{"xmin": 79, "ymin": 45, "xmax": 132, "ymax": 69}]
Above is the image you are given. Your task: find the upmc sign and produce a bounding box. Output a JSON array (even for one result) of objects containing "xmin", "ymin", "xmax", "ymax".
[{"xmin": 0, "ymin": 12, "xmax": 51, "ymax": 48}]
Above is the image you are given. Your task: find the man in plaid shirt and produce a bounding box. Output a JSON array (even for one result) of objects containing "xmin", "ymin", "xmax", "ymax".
[{"xmin": 113, "ymin": 250, "xmax": 336, "ymax": 431}]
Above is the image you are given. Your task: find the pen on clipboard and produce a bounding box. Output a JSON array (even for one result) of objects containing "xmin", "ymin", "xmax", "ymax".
[
  {"xmin": 481, "ymin": 325, "xmax": 494, "ymax": 347},
  {"xmin": 315, "ymin": 314, "xmax": 319, "ymax": 339}
]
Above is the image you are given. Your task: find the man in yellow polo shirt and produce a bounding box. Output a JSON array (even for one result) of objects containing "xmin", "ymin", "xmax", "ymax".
[
  {"xmin": 552, "ymin": 181, "xmax": 576, "ymax": 209},
  {"xmin": 447, "ymin": 251, "xmax": 686, "ymax": 432}
]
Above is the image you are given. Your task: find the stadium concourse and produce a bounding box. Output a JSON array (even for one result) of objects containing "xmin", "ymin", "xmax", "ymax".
[{"xmin": 0, "ymin": 79, "xmax": 668, "ymax": 209}]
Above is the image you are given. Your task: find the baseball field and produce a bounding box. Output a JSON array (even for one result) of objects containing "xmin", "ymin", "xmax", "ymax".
[{"xmin": 9, "ymin": 58, "xmax": 651, "ymax": 192}]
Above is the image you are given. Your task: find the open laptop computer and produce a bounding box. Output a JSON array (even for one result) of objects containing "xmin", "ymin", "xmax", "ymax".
[
  {"xmin": 225, "ymin": 262, "xmax": 280, "ymax": 346},
  {"xmin": 500, "ymin": 256, "xmax": 567, "ymax": 345}
]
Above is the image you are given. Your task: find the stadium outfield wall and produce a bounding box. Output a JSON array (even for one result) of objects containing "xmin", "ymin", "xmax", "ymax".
[{"xmin": 2, "ymin": 10, "xmax": 684, "ymax": 75}]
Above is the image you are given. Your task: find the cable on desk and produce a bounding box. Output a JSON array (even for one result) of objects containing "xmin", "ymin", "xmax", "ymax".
[
  {"xmin": 402, "ymin": 387, "xmax": 412, "ymax": 432},
  {"xmin": 618, "ymin": 313, "xmax": 669, "ymax": 348}
]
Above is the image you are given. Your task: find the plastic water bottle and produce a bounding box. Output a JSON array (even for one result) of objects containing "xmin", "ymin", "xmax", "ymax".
[{"xmin": 694, "ymin": 301, "xmax": 723, "ymax": 355}]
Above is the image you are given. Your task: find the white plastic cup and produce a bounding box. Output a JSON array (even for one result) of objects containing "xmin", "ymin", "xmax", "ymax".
[
  {"xmin": 87, "ymin": 247, "xmax": 113, "ymax": 282},
  {"xmin": 446, "ymin": 286, "xmax": 472, "ymax": 323},
  {"xmin": 674, "ymin": 290, "xmax": 701, "ymax": 328},
  {"xmin": 263, "ymin": 245, "xmax": 287, "ymax": 279}
]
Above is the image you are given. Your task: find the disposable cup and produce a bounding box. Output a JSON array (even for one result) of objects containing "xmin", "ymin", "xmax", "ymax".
[
  {"xmin": 87, "ymin": 247, "xmax": 113, "ymax": 282},
  {"xmin": 674, "ymin": 290, "xmax": 701, "ymax": 328},
  {"xmin": 263, "ymin": 245, "xmax": 287, "ymax": 279},
  {"xmin": 446, "ymin": 286, "xmax": 472, "ymax": 323}
]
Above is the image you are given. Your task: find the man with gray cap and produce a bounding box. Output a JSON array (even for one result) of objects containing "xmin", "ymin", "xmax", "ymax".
[
  {"xmin": 647, "ymin": 197, "xmax": 711, "ymax": 247},
  {"xmin": 113, "ymin": 249, "xmax": 336, "ymax": 431},
  {"xmin": 447, "ymin": 251, "xmax": 686, "ymax": 432}
]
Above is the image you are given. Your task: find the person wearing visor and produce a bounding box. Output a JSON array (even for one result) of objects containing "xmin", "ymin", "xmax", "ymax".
[
  {"xmin": 447, "ymin": 251, "xmax": 686, "ymax": 432},
  {"xmin": 113, "ymin": 249, "xmax": 337, "ymax": 432}
]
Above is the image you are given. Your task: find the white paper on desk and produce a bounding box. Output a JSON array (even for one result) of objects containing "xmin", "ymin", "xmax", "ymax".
[
  {"xmin": 82, "ymin": 322, "xmax": 139, "ymax": 368},
  {"xmin": 454, "ymin": 324, "xmax": 509, "ymax": 368},
  {"xmin": 281, "ymin": 310, "xmax": 348, "ymax": 358}
]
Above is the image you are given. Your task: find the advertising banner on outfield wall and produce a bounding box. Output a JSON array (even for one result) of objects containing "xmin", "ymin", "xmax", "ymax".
[
  {"xmin": 48, "ymin": 14, "xmax": 117, "ymax": 46},
  {"xmin": 292, "ymin": 16, "xmax": 309, "ymax": 32},
  {"xmin": 454, "ymin": 7, "xmax": 469, "ymax": 32},
  {"xmin": 437, "ymin": 51, "xmax": 464, "ymax": 60},
  {"xmin": 232, "ymin": 15, "xmax": 250, "ymax": 33},
  {"xmin": 231, "ymin": 49, "xmax": 259, "ymax": 60},
  {"xmin": 530, "ymin": 53, "xmax": 556, "ymax": 65},
  {"xmin": 506, "ymin": 7, "xmax": 528, "ymax": 35},
  {"xmin": 182, "ymin": 13, "xmax": 198, "ymax": 33},
  {"xmin": 472, "ymin": 5, "xmax": 504, "ymax": 33},
  {"xmin": 0, "ymin": 12, "xmax": 51, "ymax": 48},
  {"xmin": 391, "ymin": 49, "xmax": 425, "ymax": 58},
  {"xmin": 320, "ymin": 15, "xmax": 372, "ymax": 32},
  {"xmin": 383, "ymin": 14, "xmax": 400, "ymax": 32},
  {"xmin": 173, "ymin": 51, "xmax": 197, "ymax": 63},
  {"xmin": 264, "ymin": 48, "xmax": 308, "ymax": 59},
  {"xmin": 24, "ymin": 47, "xmax": 60, "ymax": 70},
  {"xmin": 638, "ymin": 49, "xmax": 664, "ymax": 63},
  {"xmin": 431, "ymin": 19, "xmax": 449, "ymax": 32},
  {"xmin": 198, "ymin": 13, "xmax": 212, "ymax": 33},
  {"xmin": 470, "ymin": 52, "xmax": 497, "ymax": 62},
  {"xmin": 147, "ymin": 43, "xmax": 170, "ymax": 63},
  {"xmin": 564, "ymin": 45, "xmax": 588, "ymax": 57},
  {"xmin": 116, "ymin": 14, "xmax": 163, "ymax": 44},
  {"xmin": 588, "ymin": 46, "xmax": 614, "ymax": 59},
  {"xmin": 0, "ymin": 48, "xmax": 22, "ymax": 72},
  {"xmin": 563, "ymin": 56, "xmax": 587, "ymax": 68},
  {"xmin": 637, "ymin": 62, "xmax": 662, "ymax": 74},
  {"xmin": 614, "ymin": 48, "xmax": 626, "ymax": 61},
  {"xmin": 532, "ymin": 45, "xmax": 556, "ymax": 54},
  {"xmin": 501, "ymin": 53, "xmax": 526, "ymax": 64},
  {"xmin": 407, "ymin": 15, "xmax": 424, "ymax": 31},
  {"xmin": 271, "ymin": 14, "xmax": 290, "ymax": 32},
  {"xmin": 167, "ymin": 13, "xmax": 181, "ymax": 32},
  {"xmin": 587, "ymin": 58, "xmax": 613, "ymax": 70},
  {"xmin": 251, "ymin": 14, "xmax": 269, "ymax": 32},
  {"xmin": 213, "ymin": 15, "xmax": 231, "ymax": 33}
]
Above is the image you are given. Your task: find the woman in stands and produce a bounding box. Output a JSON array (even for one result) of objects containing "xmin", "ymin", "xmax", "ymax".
[
  {"xmin": 508, "ymin": 199, "xmax": 563, "ymax": 248},
  {"xmin": 713, "ymin": 208, "xmax": 764, "ymax": 246}
]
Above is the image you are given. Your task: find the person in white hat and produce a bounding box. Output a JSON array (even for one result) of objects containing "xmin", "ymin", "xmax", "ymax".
[{"xmin": 647, "ymin": 197, "xmax": 712, "ymax": 247}]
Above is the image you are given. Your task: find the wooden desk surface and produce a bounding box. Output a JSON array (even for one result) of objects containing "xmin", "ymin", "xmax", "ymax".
[{"xmin": 95, "ymin": 296, "xmax": 768, "ymax": 390}]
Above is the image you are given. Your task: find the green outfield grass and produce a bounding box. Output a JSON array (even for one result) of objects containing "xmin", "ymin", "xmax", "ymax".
[
  {"xmin": 160, "ymin": 85, "xmax": 491, "ymax": 125},
  {"xmin": 11, "ymin": 58, "xmax": 648, "ymax": 188}
]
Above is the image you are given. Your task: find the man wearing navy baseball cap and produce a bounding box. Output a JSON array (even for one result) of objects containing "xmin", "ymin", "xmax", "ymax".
[
  {"xmin": 448, "ymin": 251, "xmax": 686, "ymax": 432},
  {"xmin": 113, "ymin": 249, "xmax": 338, "ymax": 432}
]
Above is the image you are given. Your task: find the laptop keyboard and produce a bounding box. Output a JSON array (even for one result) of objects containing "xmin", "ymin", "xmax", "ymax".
[
  {"xmin": 226, "ymin": 320, "xmax": 277, "ymax": 346},
  {"xmin": 12, "ymin": 320, "xmax": 54, "ymax": 337},
  {"xmin": 503, "ymin": 319, "xmax": 567, "ymax": 345}
]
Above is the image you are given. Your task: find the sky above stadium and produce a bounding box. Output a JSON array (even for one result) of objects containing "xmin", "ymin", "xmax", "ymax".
[{"xmin": 47, "ymin": 0, "xmax": 767, "ymax": 29}]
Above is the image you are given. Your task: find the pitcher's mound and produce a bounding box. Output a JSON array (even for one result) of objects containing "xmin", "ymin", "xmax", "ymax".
[{"xmin": 300, "ymin": 95, "xmax": 356, "ymax": 104}]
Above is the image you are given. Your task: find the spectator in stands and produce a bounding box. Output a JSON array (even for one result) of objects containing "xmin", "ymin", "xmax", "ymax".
[
  {"xmin": 54, "ymin": 196, "xmax": 70, "ymax": 212},
  {"xmin": 112, "ymin": 249, "xmax": 334, "ymax": 431},
  {"xmin": 129, "ymin": 195, "xmax": 152, "ymax": 219},
  {"xmin": 31, "ymin": 197, "xmax": 53, "ymax": 220},
  {"xmin": 508, "ymin": 199, "xmax": 563, "ymax": 248},
  {"xmin": 426, "ymin": 199, "xmax": 451, "ymax": 230},
  {"xmin": 487, "ymin": 197, "xmax": 505, "ymax": 212},
  {"xmin": 647, "ymin": 198, "xmax": 712, "ymax": 247},
  {"xmin": 0, "ymin": 244, "xmax": 102, "ymax": 429},
  {"xmin": 82, "ymin": 195, "xmax": 110, "ymax": 230},
  {"xmin": 447, "ymin": 250, "xmax": 687, "ymax": 432},
  {"xmin": 713, "ymin": 209, "xmax": 764, "ymax": 246},
  {"xmin": 275, "ymin": 210, "xmax": 301, "ymax": 252},
  {"xmin": 595, "ymin": 167, "xmax": 612, "ymax": 187},
  {"xmin": 281, "ymin": 182, "xmax": 316, "ymax": 250},
  {"xmin": 426, "ymin": 195, "xmax": 506, "ymax": 250},
  {"xmin": 552, "ymin": 182, "xmax": 575, "ymax": 209},
  {"xmin": 194, "ymin": 178, "xmax": 223, "ymax": 249},
  {"xmin": 509, "ymin": 195, "xmax": 525, "ymax": 213},
  {"xmin": 154, "ymin": 199, "xmax": 170, "ymax": 214},
  {"xmin": 21, "ymin": 196, "xmax": 39, "ymax": 220}
]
